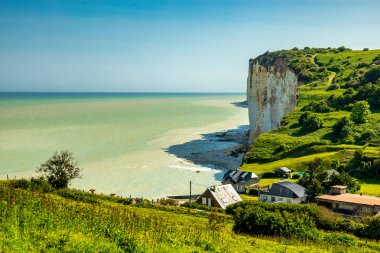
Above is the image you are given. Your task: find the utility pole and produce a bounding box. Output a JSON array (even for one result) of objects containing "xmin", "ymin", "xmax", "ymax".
[{"xmin": 189, "ymin": 180, "xmax": 192, "ymax": 203}]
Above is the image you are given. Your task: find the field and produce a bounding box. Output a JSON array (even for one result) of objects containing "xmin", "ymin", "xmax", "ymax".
[{"xmin": 2, "ymin": 182, "xmax": 380, "ymax": 252}]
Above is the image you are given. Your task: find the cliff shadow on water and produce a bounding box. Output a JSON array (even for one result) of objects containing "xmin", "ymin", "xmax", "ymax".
[{"xmin": 164, "ymin": 125, "xmax": 250, "ymax": 180}]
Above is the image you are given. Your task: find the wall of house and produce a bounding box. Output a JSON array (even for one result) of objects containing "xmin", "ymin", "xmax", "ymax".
[
  {"xmin": 259, "ymin": 194, "xmax": 305, "ymax": 204},
  {"xmin": 196, "ymin": 189, "xmax": 221, "ymax": 208}
]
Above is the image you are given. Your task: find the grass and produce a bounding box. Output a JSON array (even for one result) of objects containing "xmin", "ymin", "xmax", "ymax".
[
  {"xmin": 358, "ymin": 177, "xmax": 380, "ymax": 197},
  {"xmin": 242, "ymin": 152, "xmax": 338, "ymax": 174},
  {"xmin": 239, "ymin": 194, "xmax": 259, "ymax": 201},
  {"xmin": 242, "ymin": 48, "xmax": 380, "ymax": 184},
  {"xmin": 2, "ymin": 182, "xmax": 380, "ymax": 252}
]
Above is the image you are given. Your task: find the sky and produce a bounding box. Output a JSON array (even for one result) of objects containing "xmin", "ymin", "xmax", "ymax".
[{"xmin": 0, "ymin": 0, "xmax": 379, "ymax": 92}]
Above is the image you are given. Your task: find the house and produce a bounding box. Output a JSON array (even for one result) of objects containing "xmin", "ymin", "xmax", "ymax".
[
  {"xmin": 196, "ymin": 184, "xmax": 242, "ymax": 209},
  {"xmin": 275, "ymin": 167, "xmax": 292, "ymax": 176},
  {"xmin": 315, "ymin": 185, "xmax": 380, "ymax": 215},
  {"xmin": 222, "ymin": 169, "xmax": 259, "ymax": 193},
  {"xmin": 326, "ymin": 169, "xmax": 339, "ymax": 180},
  {"xmin": 259, "ymin": 181, "xmax": 309, "ymax": 204}
]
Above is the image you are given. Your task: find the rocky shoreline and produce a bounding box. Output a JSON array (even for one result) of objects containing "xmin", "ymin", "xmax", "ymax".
[{"xmin": 166, "ymin": 125, "xmax": 250, "ymax": 171}]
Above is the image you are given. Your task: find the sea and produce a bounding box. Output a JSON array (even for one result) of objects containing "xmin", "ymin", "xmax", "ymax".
[{"xmin": 0, "ymin": 92, "xmax": 248, "ymax": 198}]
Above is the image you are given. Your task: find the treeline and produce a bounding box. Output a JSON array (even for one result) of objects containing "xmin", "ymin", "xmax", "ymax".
[{"xmin": 226, "ymin": 202, "xmax": 380, "ymax": 241}]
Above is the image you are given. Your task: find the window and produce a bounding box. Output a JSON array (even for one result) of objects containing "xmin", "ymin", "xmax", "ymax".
[
  {"xmin": 221, "ymin": 198, "xmax": 227, "ymax": 203},
  {"xmin": 271, "ymin": 196, "xmax": 276, "ymax": 202},
  {"xmin": 278, "ymin": 198, "xmax": 283, "ymax": 202},
  {"xmin": 232, "ymin": 196, "xmax": 238, "ymax": 201},
  {"xmin": 202, "ymin": 197, "xmax": 207, "ymax": 205}
]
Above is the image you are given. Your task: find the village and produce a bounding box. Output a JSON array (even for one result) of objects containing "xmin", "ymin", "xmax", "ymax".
[{"xmin": 167, "ymin": 167, "xmax": 380, "ymax": 217}]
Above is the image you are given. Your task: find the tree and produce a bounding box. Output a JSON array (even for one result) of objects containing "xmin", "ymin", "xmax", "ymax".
[
  {"xmin": 298, "ymin": 158, "xmax": 328, "ymax": 198},
  {"xmin": 332, "ymin": 117, "xmax": 354, "ymax": 138},
  {"xmin": 350, "ymin": 101, "xmax": 371, "ymax": 124},
  {"xmin": 328, "ymin": 172, "xmax": 360, "ymax": 193},
  {"xmin": 303, "ymin": 115, "xmax": 324, "ymax": 131},
  {"xmin": 36, "ymin": 150, "xmax": 82, "ymax": 189}
]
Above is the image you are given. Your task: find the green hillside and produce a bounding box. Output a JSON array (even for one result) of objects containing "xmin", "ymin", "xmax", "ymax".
[
  {"xmin": 242, "ymin": 47, "xmax": 380, "ymax": 196},
  {"xmin": 1, "ymin": 181, "xmax": 380, "ymax": 252}
]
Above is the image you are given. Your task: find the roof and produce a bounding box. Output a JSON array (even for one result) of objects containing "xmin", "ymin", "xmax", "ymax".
[
  {"xmin": 207, "ymin": 184, "xmax": 242, "ymax": 209},
  {"xmin": 326, "ymin": 169, "xmax": 339, "ymax": 178},
  {"xmin": 222, "ymin": 169, "xmax": 258, "ymax": 184},
  {"xmin": 276, "ymin": 167, "xmax": 292, "ymax": 174},
  {"xmin": 316, "ymin": 193, "xmax": 380, "ymax": 207},
  {"xmin": 331, "ymin": 185, "xmax": 347, "ymax": 189},
  {"xmin": 267, "ymin": 181, "xmax": 309, "ymax": 198}
]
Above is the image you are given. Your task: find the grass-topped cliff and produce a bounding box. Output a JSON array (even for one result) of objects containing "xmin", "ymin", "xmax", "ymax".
[{"xmin": 242, "ymin": 47, "xmax": 380, "ymax": 196}]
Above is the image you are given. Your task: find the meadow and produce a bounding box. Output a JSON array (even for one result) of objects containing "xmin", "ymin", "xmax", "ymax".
[{"xmin": 1, "ymin": 181, "xmax": 380, "ymax": 252}]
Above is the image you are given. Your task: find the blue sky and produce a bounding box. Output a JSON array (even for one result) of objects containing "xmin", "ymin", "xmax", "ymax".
[{"xmin": 0, "ymin": 0, "xmax": 379, "ymax": 92}]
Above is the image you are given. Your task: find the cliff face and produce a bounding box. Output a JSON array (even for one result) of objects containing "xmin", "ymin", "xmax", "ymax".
[{"xmin": 247, "ymin": 56, "xmax": 298, "ymax": 140}]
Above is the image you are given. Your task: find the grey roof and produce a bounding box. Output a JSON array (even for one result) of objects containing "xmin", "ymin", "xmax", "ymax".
[
  {"xmin": 326, "ymin": 169, "xmax": 339, "ymax": 179},
  {"xmin": 268, "ymin": 181, "xmax": 309, "ymax": 198},
  {"xmin": 222, "ymin": 170, "xmax": 258, "ymax": 183},
  {"xmin": 276, "ymin": 167, "xmax": 292, "ymax": 174},
  {"xmin": 208, "ymin": 184, "xmax": 242, "ymax": 209}
]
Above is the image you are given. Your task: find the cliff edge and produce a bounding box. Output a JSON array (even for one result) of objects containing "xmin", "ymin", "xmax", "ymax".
[{"xmin": 247, "ymin": 54, "xmax": 298, "ymax": 140}]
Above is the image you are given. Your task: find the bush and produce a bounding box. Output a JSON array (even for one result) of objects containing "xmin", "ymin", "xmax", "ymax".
[
  {"xmin": 327, "ymin": 83, "xmax": 340, "ymax": 91},
  {"xmin": 299, "ymin": 112, "xmax": 311, "ymax": 125},
  {"xmin": 350, "ymin": 101, "xmax": 371, "ymax": 124},
  {"xmin": 363, "ymin": 48, "xmax": 369, "ymax": 51},
  {"xmin": 363, "ymin": 66, "xmax": 380, "ymax": 84},
  {"xmin": 332, "ymin": 117, "xmax": 354, "ymax": 138},
  {"xmin": 303, "ymin": 115, "xmax": 324, "ymax": 131},
  {"xmin": 363, "ymin": 216, "xmax": 380, "ymax": 240},
  {"xmin": 302, "ymin": 100, "xmax": 333, "ymax": 113},
  {"xmin": 229, "ymin": 202, "xmax": 318, "ymax": 239}
]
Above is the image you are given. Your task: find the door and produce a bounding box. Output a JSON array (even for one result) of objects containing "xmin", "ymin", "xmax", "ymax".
[{"xmin": 207, "ymin": 198, "xmax": 212, "ymax": 207}]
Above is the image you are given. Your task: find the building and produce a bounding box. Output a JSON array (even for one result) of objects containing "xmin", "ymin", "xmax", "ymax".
[
  {"xmin": 326, "ymin": 169, "xmax": 339, "ymax": 180},
  {"xmin": 196, "ymin": 184, "xmax": 242, "ymax": 209},
  {"xmin": 275, "ymin": 167, "xmax": 292, "ymax": 176},
  {"xmin": 259, "ymin": 181, "xmax": 309, "ymax": 204},
  {"xmin": 315, "ymin": 185, "xmax": 380, "ymax": 215},
  {"xmin": 222, "ymin": 169, "xmax": 259, "ymax": 193}
]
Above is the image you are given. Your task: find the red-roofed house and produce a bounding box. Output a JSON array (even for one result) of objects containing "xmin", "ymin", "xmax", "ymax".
[{"xmin": 315, "ymin": 185, "xmax": 380, "ymax": 216}]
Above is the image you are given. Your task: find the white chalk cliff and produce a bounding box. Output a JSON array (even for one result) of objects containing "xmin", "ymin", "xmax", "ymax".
[{"xmin": 247, "ymin": 55, "xmax": 298, "ymax": 141}]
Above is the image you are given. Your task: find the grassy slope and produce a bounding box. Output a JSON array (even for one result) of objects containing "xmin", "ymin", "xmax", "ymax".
[
  {"xmin": 242, "ymin": 49, "xmax": 380, "ymax": 195},
  {"xmin": 3, "ymin": 183, "xmax": 379, "ymax": 252}
]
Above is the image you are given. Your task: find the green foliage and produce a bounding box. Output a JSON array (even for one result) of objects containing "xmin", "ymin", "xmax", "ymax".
[
  {"xmin": 36, "ymin": 150, "xmax": 82, "ymax": 189},
  {"xmin": 350, "ymin": 101, "xmax": 371, "ymax": 124},
  {"xmin": 302, "ymin": 100, "xmax": 333, "ymax": 113},
  {"xmin": 302, "ymin": 115, "xmax": 324, "ymax": 131},
  {"xmin": 298, "ymin": 158, "xmax": 328, "ymax": 198},
  {"xmin": 363, "ymin": 216, "xmax": 380, "ymax": 240},
  {"xmin": 332, "ymin": 117, "xmax": 354, "ymax": 138},
  {"xmin": 328, "ymin": 172, "xmax": 361, "ymax": 193}
]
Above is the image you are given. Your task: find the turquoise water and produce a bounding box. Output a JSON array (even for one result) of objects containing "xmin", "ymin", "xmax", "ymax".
[{"xmin": 0, "ymin": 93, "xmax": 248, "ymax": 198}]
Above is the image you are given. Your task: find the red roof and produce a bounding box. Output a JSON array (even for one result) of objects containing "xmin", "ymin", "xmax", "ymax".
[{"xmin": 316, "ymin": 193, "xmax": 380, "ymax": 206}]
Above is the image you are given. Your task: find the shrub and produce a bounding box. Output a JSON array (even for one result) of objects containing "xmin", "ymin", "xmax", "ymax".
[
  {"xmin": 363, "ymin": 66, "xmax": 380, "ymax": 84},
  {"xmin": 229, "ymin": 202, "xmax": 318, "ymax": 239},
  {"xmin": 350, "ymin": 101, "xmax": 371, "ymax": 124},
  {"xmin": 363, "ymin": 216, "xmax": 380, "ymax": 240},
  {"xmin": 327, "ymin": 83, "xmax": 340, "ymax": 91},
  {"xmin": 303, "ymin": 115, "xmax": 324, "ymax": 131},
  {"xmin": 363, "ymin": 48, "xmax": 369, "ymax": 51},
  {"xmin": 299, "ymin": 112, "xmax": 311, "ymax": 125},
  {"xmin": 332, "ymin": 117, "xmax": 354, "ymax": 138},
  {"xmin": 302, "ymin": 101, "xmax": 333, "ymax": 113}
]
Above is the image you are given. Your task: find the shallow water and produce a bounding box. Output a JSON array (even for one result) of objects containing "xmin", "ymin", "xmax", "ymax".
[{"xmin": 0, "ymin": 93, "xmax": 248, "ymax": 198}]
